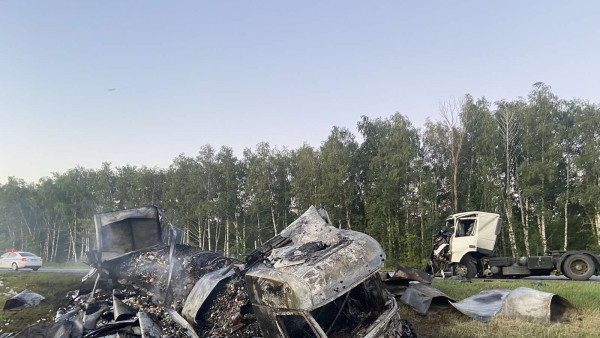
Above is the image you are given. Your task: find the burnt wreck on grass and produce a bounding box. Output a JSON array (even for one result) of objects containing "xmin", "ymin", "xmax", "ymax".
[
  {"xmin": 8, "ymin": 205, "xmax": 414, "ymax": 337},
  {"xmin": 244, "ymin": 206, "xmax": 414, "ymax": 337}
]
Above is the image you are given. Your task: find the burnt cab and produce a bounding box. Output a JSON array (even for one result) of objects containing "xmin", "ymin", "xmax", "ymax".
[{"xmin": 245, "ymin": 206, "xmax": 404, "ymax": 338}]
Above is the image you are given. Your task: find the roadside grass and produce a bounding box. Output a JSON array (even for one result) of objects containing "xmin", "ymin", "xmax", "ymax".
[
  {"xmin": 40, "ymin": 261, "xmax": 90, "ymax": 270},
  {"xmin": 0, "ymin": 272, "xmax": 81, "ymax": 333},
  {"xmin": 400, "ymin": 279, "xmax": 600, "ymax": 337}
]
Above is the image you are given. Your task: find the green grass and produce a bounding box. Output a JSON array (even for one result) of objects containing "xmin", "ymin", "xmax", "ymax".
[
  {"xmin": 0, "ymin": 272, "xmax": 82, "ymax": 334},
  {"xmin": 400, "ymin": 279, "xmax": 600, "ymax": 337},
  {"xmin": 40, "ymin": 261, "xmax": 90, "ymax": 269}
]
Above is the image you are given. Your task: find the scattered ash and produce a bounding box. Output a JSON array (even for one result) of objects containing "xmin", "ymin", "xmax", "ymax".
[
  {"xmin": 109, "ymin": 244, "xmax": 231, "ymax": 306},
  {"xmin": 196, "ymin": 273, "xmax": 262, "ymax": 337},
  {"xmin": 11, "ymin": 245, "xmax": 261, "ymax": 337}
]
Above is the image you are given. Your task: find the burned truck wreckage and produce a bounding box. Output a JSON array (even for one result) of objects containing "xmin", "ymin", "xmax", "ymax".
[{"xmin": 9, "ymin": 206, "xmax": 414, "ymax": 337}]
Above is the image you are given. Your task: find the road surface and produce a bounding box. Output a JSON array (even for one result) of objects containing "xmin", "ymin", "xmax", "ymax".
[{"xmin": 0, "ymin": 268, "xmax": 89, "ymax": 275}]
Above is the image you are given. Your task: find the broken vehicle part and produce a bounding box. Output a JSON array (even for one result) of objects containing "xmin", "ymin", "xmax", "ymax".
[
  {"xmin": 245, "ymin": 206, "xmax": 408, "ymax": 337},
  {"xmin": 499, "ymin": 287, "xmax": 577, "ymax": 323},
  {"xmin": 167, "ymin": 309, "xmax": 199, "ymax": 338},
  {"xmin": 181, "ymin": 265, "xmax": 235, "ymax": 324},
  {"xmin": 113, "ymin": 292, "xmax": 135, "ymax": 321},
  {"xmin": 138, "ymin": 311, "xmax": 161, "ymax": 338},
  {"xmin": 83, "ymin": 318, "xmax": 139, "ymax": 338},
  {"xmin": 93, "ymin": 206, "xmax": 163, "ymax": 263},
  {"xmin": 52, "ymin": 205, "xmax": 412, "ymax": 338},
  {"xmin": 400, "ymin": 283, "xmax": 454, "ymax": 315},
  {"xmin": 3, "ymin": 290, "xmax": 45, "ymax": 311},
  {"xmin": 427, "ymin": 211, "xmax": 600, "ymax": 280},
  {"xmin": 83, "ymin": 302, "xmax": 109, "ymax": 330},
  {"xmin": 48, "ymin": 319, "xmax": 84, "ymax": 338},
  {"xmin": 381, "ymin": 264, "xmax": 432, "ymax": 296},
  {"xmin": 449, "ymin": 289, "xmax": 510, "ymax": 322},
  {"xmin": 451, "ymin": 287, "xmax": 577, "ymax": 323}
]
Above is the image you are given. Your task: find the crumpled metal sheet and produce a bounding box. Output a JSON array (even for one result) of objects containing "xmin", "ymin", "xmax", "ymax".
[
  {"xmin": 499, "ymin": 287, "xmax": 577, "ymax": 323},
  {"xmin": 3, "ymin": 290, "xmax": 45, "ymax": 311},
  {"xmin": 181, "ymin": 265, "xmax": 235, "ymax": 324},
  {"xmin": 381, "ymin": 264, "xmax": 433, "ymax": 296},
  {"xmin": 451, "ymin": 287, "xmax": 577, "ymax": 323},
  {"xmin": 450, "ymin": 289, "xmax": 510, "ymax": 322},
  {"xmin": 400, "ymin": 283, "xmax": 454, "ymax": 315}
]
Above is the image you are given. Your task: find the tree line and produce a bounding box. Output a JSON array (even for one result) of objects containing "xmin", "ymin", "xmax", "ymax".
[{"xmin": 1, "ymin": 83, "xmax": 599, "ymax": 266}]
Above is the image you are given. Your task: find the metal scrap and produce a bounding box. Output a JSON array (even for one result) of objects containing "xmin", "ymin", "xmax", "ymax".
[
  {"xmin": 400, "ymin": 283, "xmax": 455, "ymax": 315},
  {"xmin": 381, "ymin": 264, "xmax": 433, "ymax": 296},
  {"xmin": 3, "ymin": 290, "xmax": 45, "ymax": 311},
  {"xmin": 498, "ymin": 287, "xmax": 577, "ymax": 323},
  {"xmin": 181, "ymin": 265, "xmax": 236, "ymax": 324}
]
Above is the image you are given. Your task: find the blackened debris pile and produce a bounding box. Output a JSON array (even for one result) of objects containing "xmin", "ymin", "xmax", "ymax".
[
  {"xmin": 9, "ymin": 244, "xmax": 261, "ymax": 337},
  {"xmin": 8, "ymin": 206, "xmax": 417, "ymax": 337}
]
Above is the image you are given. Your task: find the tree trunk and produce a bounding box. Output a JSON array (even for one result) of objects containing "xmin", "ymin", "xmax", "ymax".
[
  {"xmin": 225, "ymin": 217, "xmax": 230, "ymax": 257},
  {"xmin": 198, "ymin": 218, "xmax": 204, "ymax": 250},
  {"xmin": 243, "ymin": 214, "xmax": 247, "ymax": 253},
  {"xmin": 518, "ymin": 196, "xmax": 530, "ymax": 256},
  {"xmin": 271, "ymin": 206, "xmax": 277, "ymax": 236},
  {"xmin": 207, "ymin": 218, "xmax": 212, "ymax": 252},
  {"xmin": 540, "ymin": 212, "xmax": 547, "ymax": 253},
  {"xmin": 256, "ymin": 211, "xmax": 262, "ymax": 246},
  {"xmin": 215, "ymin": 219, "xmax": 221, "ymax": 254},
  {"xmin": 234, "ymin": 216, "xmax": 240, "ymax": 257},
  {"xmin": 387, "ymin": 214, "xmax": 393, "ymax": 259},
  {"xmin": 453, "ymin": 167, "xmax": 458, "ymax": 213},
  {"xmin": 346, "ymin": 207, "xmax": 351, "ymax": 230}
]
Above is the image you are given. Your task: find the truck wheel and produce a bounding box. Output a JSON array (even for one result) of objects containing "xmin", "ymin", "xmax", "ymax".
[
  {"xmin": 563, "ymin": 254, "xmax": 595, "ymax": 281},
  {"xmin": 454, "ymin": 257, "xmax": 477, "ymax": 279},
  {"xmin": 11, "ymin": 263, "xmax": 18, "ymax": 271}
]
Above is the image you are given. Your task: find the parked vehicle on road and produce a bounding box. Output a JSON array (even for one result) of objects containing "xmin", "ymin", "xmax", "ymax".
[
  {"xmin": 425, "ymin": 211, "xmax": 600, "ymax": 281},
  {"xmin": 0, "ymin": 250, "xmax": 42, "ymax": 271}
]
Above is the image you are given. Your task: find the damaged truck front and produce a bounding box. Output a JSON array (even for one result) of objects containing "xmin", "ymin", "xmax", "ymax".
[{"xmin": 83, "ymin": 205, "xmax": 408, "ymax": 338}]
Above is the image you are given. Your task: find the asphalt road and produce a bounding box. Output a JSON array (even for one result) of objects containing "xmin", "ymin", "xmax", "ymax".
[
  {"xmin": 523, "ymin": 275, "xmax": 600, "ymax": 282},
  {"xmin": 0, "ymin": 268, "xmax": 89, "ymax": 275},
  {"xmin": 433, "ymin": 275, "xmax": 600, "ymax": 282}
]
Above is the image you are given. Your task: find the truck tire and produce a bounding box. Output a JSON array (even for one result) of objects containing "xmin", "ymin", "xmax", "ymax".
[
  {"xmin": 454, "ymin": 256, "xmax": 477, "ymax": 279},
  {"xmin": 563, "ymin": 254, "xmax": 595, "ymax": 281}
]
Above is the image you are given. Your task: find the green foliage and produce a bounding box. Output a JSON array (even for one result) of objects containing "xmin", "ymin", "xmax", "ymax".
[{"xmin": 1, "ymin": 83, "xmax": 599, "ymax": 263}]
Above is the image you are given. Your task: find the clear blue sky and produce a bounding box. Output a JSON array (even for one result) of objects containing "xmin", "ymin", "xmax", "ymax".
[{"xmin": 1, "ymin": 1, "xmax": 599, "ymax": 183}]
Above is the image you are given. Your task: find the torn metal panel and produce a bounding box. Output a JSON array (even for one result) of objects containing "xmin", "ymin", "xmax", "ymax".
[
  {"xmin": 83, "ymin": 318, "xmax": 139, "ymax": 338},
  {"xmin": 451, "ymin": 287, "xmax": 578, "ymax": 323},
  {"xmin": 94, "ymin": 206, "xmax": 163, "ymax": 262},
  {"xmin": 167, "ymin": 309, "xmax": 199, "ymax": 338},
  {"xmin": 450, "ymin": 289, "xmax": 510, "ymax": 322},
  {"xmin": 381, "ymin": 264, "xmax": 433, "ymax": 296},
  {"xmin": 138, "ymin": 311, "xmax": 161, "ymax": 338},
  {"xmin": 83, "ymin": 302, "xmax": 109, "ymax": 330},
  {"xmin": 400, "ymin": 283, "xmax": 454, "ymax": 315},
  {"xmin": 389, "ymin": 264, "xmax": 433, "ymax": 284},
  {"xmin": 246, "ymin": 206, "xmax": 386, "ymax": 311},
  {"xmin": 499, "ymin": 287, "xmax": 577, "ymax": 323},
  {"xmin": 113, "ymin": 293, "xmax": 135, "ymax": 321},
  {"xmin": 182, "ymin": 265, "xmax": 235, "ymax": 324},
  {"xmin": 3, "ymin": 290, "xmax": 45, "ymax": 311},
  {"xmin": 48, "ymin": 319, "xmax": 84, "ymax": 338}
]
